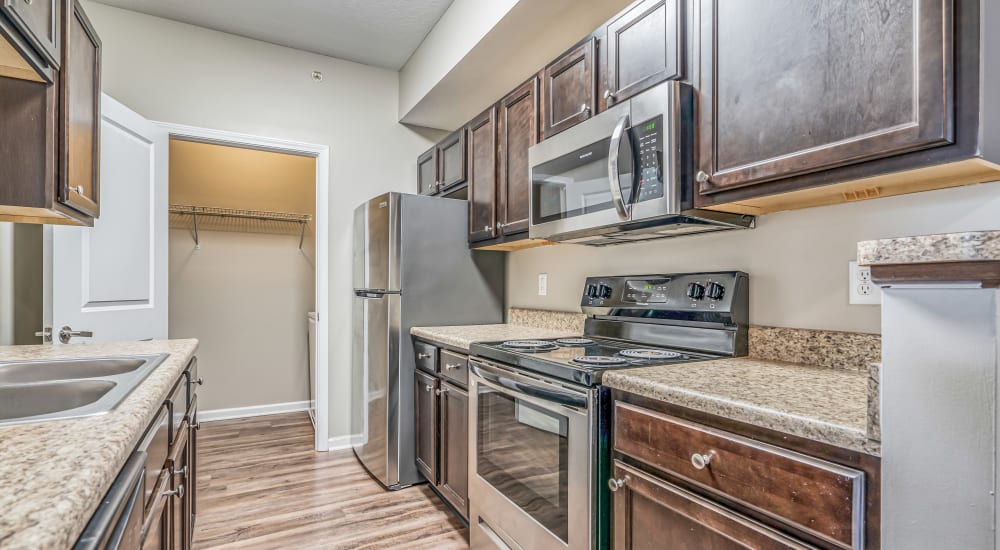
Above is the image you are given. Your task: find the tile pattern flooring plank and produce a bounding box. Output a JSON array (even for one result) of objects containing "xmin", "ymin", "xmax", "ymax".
[{"xmin": 193, "ymin": 412, "xmax": 468, "ymax": 549}]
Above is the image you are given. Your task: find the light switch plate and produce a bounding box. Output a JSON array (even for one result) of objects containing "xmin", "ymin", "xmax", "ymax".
[
  {"xmin": 538, "ymin": 273, "xmax": 548, "ymax": 296},
  {"xmin": 849, "ymin": 261, "xmax": 881, "ymax": 305}
]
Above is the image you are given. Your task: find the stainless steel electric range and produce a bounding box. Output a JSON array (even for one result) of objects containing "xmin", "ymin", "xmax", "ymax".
[{"xmin": 467, "ymin": 272, "xmax": 749, "ymax": 550}]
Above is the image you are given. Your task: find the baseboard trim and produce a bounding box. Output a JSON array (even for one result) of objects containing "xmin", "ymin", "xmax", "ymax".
[
  {"xmin": 200, "ymin": 400, "xmax": 311, "ymax": 422},
  {"xmin": 328, "ymin": 433, "xmax": 364, "ymax": 451}
]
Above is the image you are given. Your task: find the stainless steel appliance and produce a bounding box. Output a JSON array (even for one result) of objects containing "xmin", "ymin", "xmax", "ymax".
[
  {"xmin": 352, "ymin": 192, "xmax": 504, "ymax": 490},
  {"xmin": 469, "ymin": 272, "xmax": 749, "ymax": 549},
  {"xmin": 528, "ymin": 81, "xmax": 754, "ymax": 245}
]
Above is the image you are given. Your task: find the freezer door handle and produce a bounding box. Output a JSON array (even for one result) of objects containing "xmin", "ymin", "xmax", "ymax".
[{"xmin": 355, "ymin": 290, "xmax": 388, "ymax": 299}]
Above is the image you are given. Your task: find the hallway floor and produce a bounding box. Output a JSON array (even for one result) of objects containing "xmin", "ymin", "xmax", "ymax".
[{"xmin": 193, "ymin": 412, "xmax": 468, "ymax": 549}]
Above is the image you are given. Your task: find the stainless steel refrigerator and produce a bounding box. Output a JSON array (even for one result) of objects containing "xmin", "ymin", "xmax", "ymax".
[{"xmin": 352, "ymin": 192, "xmax": 504, "ymax": 489}]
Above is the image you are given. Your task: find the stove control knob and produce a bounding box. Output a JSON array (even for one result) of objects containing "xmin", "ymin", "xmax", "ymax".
[
  {"xmin": 706, "ymin": 282, "xmax": 725, "ymax": 300},
  {"xmin": 686, "ymin": 282, "xmax": 706, "ymax": 300},
  {"xmin": 586, "ymin": 284, "xmax": 599, "ymax": 298},
  {"xmin": 599, "ymin": 284, "xmax": 614, "ymax": 299}
]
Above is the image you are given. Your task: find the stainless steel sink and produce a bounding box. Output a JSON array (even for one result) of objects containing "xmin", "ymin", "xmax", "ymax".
[
  {"xmin": 0, "ymin": 357, "xmax": 145, "ymax": 384},
  {"xmin": 0, "ymin": 354, "xmax": 169, "ymax": 426},
  {"xmin": 0, "ymin": 380, "xmax": 116, "ymax": 421}
]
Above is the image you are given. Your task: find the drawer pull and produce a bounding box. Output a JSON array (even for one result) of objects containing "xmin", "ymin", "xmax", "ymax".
[
  {"xmin": 417, "ymin": 353, "xmax": 432, "ymax": 360},
  {"xmin": 424, "ymin": 384, "xmax": 433, "ymax": 392},
  {"xmin": 691, "ymin": 451, "xmax": 716, "ymax": 470},
  {"xmin": 164, "ymin": 484, "xmax": 185, "ymax": 498},
  {"xmin": 445, "ymin": 363, "xmax": 462, "ymax": 370},
  {"xmin": 608, "ymin": 477, "xmax": 627, "ymax": 492}
]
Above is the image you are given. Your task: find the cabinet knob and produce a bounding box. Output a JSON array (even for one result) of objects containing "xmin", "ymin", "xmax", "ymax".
[
  {"xmin": 164, "ymin": 484, "xmax": 185, "ymax": 498},
  {"xmin": 695, "ymin": 171, "xmax": 711, "ymax": 184},
  {"xmin": 608, "ymin": 477, "xmax": 628, "ymax": 492},
  {"xmin": 24, "ymin": 0, "xmax": 32, "ymax": 5},
  {"xmin": 690, "ymin": 450, "xmax": 716, "ymax": 470},
  {"xmin": 424, "ymin": 384, "xmax": 433, "ymax": 392},
  {"xmin": 68, "ymin": 185, "xmax": 84, "ymax": 195},
  {"xmin": 579, "ymin": 103, "xmax": 591, "ymax": 115},
  {"xmin": 445, "ymin": 363, "xmax": 462, "ymax": 370},
  {"xmin": 191, "ymin": 377, "xmax": 204, "ymax": 386},
  {"xmin": 483, "ymin": 225, "xmax": 490, "ymax": 231},
  {"xmin": 417, "ymin": 353, "xmax": 432, "ymax": 360},
  {"xmin": 435, "ymin": 387, "xmax": 449, "ymax": 396},
  {"xmin": 604, "ymin": 89, "xmax": 616, "ymax": 101}
]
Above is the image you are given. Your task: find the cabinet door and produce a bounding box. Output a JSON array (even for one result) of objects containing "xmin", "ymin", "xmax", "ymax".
[
  {"xmin": 438, "ymin": 381, "xmax": 469, "ymax": 519},
  {"xmin": 541, "ymin": 38, "xmax": 595, "ymax": 140},
  {"xmin": 696, "ymin": 0, "xmax": 953, "ymax": 194},
  {"xmin": 603, "ymin": 0, "xmax": 681, "ymax": 108},
  {"xmin": 611, "ymin": 461, "xmax": 810, "ymax": 550},
  {"xmin": 58, "ymin": 0, "xmax": 100, "ymax": 218},
  {"xmin": 467, "ymin": 106, "xmax": 498, "ymax": 243},
  {"xmin": 1, "ymin": 0, "xmax": 61, "ymax": 68},
  {"xmin": 437, "ymin": 128, "xmax": 467, "ymax": 192},
  {"xmin": 416, "ymin": 146, "xmax": 437, "ymax": 195},
  {"xmin": 414, "ymin": 370, "xmax": 438, "ymax": 484},
  {"xmin": 497, "ymin": 76, "xmax": 538, "ymax": 236}
]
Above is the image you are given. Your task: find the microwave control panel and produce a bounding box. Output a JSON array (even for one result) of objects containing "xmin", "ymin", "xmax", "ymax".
[{"xmin": 632, "ymin": 115, "xmax": 663, "ymax": 203}]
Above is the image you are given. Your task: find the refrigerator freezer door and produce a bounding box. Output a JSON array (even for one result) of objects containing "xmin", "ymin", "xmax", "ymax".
[
  {"xmin": 353, "ymin": 193, "xmax": 400, "ymax": 292},
  {"xmin": 351, "ymin": 290, "xmax": 401, "ymax": 487}
]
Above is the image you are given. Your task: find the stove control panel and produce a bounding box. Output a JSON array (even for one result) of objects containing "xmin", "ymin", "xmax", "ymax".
[{"xmin": 581, "ymin": 272, "xmax": 748, "ymax": 317}]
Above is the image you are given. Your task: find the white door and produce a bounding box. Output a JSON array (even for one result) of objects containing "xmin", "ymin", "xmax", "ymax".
[{"xmin": 46, "ymin": 94, "xmax": 168, "ymax": 344}]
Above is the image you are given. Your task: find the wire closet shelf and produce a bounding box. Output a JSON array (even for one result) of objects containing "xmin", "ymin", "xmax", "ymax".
[{"xmin": 169, "ymin": 204, "xmax": 312, "ymax": 250}]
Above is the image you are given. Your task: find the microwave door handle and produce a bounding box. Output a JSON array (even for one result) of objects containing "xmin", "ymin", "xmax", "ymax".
[{"xmin": 608, "ymin": 113, "xmax": 631, "ymax": 220}]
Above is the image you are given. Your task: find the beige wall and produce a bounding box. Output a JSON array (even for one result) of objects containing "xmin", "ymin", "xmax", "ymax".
[
  {"xmin": 168, "ymin": 140, "xmax": 315, "ymax": 411},
  {"xmin": 0, "ymin": 223, "xmax": 43, "ymax": 346},
  {"xmin": 508, "ymin": 181, "xmax": 1000, "ymax": 335},
  {"xmin": 81, "ymin": 1, "xmax": 438, "ymax": 436}
]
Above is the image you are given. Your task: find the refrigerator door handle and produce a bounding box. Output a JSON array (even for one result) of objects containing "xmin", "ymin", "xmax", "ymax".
[{"xmin": 355, "ymin": 290, "xmax": 388, "ymax": 299}]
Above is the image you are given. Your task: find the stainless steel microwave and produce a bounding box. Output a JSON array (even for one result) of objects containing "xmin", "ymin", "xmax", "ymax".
[{"xmin": 528, "ymin": 81, "xmax": 753, "ymax": 245}]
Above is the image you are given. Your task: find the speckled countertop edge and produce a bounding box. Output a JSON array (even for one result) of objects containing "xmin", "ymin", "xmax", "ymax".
[
  {"xmin": 603, "ymin": 358, "xmax": 880, "ymax": 456},
  {"xmin": 858, "ymin": 230, "xmax": 1000, "ymax": 265},
  {"xmin": 411, "ymin": 324, "xmax": 580, "ymax": 351},
  {"xmin": 0, "ymin": 339, "xmax": 199, "ymax": 550}
]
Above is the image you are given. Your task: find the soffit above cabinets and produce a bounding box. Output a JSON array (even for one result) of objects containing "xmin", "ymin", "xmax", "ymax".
[{"xmin": 89, "ymin": 0, "xmax": 454, "ymax": 70}]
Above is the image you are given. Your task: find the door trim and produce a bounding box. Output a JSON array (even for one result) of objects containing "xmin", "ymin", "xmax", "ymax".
[{"xmin": 154, "ymin": 121, "xmax": 332, "ymax": 452}]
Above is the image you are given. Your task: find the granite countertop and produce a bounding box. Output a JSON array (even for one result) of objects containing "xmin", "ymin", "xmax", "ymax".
[
  {"xmin": 858, "ymin": 230, "xmax": 1000, "ymax": 265},
  {"xmin": 603, "ymin": 357, "xmax": 878, "ymax": 456},
  {"xmin": 0, "ymin": 339, "xmax": 199, "ymax": 550},
  {"xmin": 411, "ymin": 324, "xmax": 579, "ymax": 351}
]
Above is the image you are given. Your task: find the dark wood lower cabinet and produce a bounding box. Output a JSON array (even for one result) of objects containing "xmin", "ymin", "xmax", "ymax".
[
  {"xmin": 612, "ymin": 461, "xmax": 810, "ymax": 550},
  {"xmin": 437, "ymin": 382, "xmax": 468, "ymax": 516},
  {"xmin": 413, "ymin": 340, "xmax": 469, "ymax": 521},
  {"xmin": 414, "ymin": 370, "xmax": 439, "ymax": 484}
]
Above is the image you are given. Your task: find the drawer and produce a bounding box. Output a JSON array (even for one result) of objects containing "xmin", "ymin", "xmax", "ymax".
[
  {"xmin": 414, "ymin": 340, "xmax": 438, "ymax": 373},
  {"xmin": 438, "ymin": 349, "xmax": 468, "ymax": 387},
  {"xmin": 614, "ymin": 402, "xmax": 865, "ymax": 549}
]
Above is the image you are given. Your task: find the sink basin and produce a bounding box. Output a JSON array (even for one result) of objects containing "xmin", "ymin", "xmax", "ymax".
[
  {"xmin": 0, "ymin": 380, "xmax": 116, "ymax": 421},
  {"xmin": 0, "ymin": 354, "xmax": 168, "ymax": 426},
  {"xmin": 0, "ymin": 358, "xmax": 145, "ymax": 384}
]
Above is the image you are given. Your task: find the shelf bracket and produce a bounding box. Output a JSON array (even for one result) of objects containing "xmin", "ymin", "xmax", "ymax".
[
  {"xmin": 298, "ymin": 221, "xmax": 307, "ymax": 251},
  {"xmin": 192, "ymin": 210, "xmax": 200, "ymax": 249}
]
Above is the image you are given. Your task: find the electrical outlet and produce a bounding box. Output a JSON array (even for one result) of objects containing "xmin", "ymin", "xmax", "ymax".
[
  {"xmin": 538, "ymin": 273, "xmax": 548, "ymax": 296},
  {"xmin": 849, "ymin": 261, "xmax": 881, "ymax": 305}
]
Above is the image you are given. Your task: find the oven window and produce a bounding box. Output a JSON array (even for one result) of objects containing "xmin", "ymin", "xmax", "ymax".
[
  {"xmin": 477, "ymin": 385, "xmax": 569, "ymax": 543},
  {"xmin": 531, "ymin": 136, "xmax": 634, "ymax": 225}
]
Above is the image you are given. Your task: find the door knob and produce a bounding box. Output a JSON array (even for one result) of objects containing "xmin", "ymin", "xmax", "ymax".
[{"xmin": 59, "ymin": 326, "xmax": 93, "ymax": 344}]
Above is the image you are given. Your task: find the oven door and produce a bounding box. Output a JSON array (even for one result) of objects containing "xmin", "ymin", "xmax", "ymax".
[{"xmin": 469, "ymin": 359, "xmax": 592, "ymax": 550}]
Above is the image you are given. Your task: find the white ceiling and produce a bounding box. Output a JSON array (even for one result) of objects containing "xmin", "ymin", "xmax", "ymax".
[{"xmin": 92, "ymin": 0, "xmax": 455, "ymax": 70}]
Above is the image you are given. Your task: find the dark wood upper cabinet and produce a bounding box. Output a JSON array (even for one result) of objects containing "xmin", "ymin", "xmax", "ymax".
[
  {"xmin": 467, "ymin": 105, "xmax": 497, "ymax": 243},
  {"xmin": 414, "ymin": 370, "xmax": 438, "ymax": 484},
  {"xmin": 603, "ymin": 0, "xmax": 682, "ymax": 109},
  {"xmin": 437, "ymin": 382, "xmax": 469, "ymax": 519},
  {"xmin": 58, "ymin": 0, "xmax": 100, "ymax": 218},
  {"xmin": 416, "ymin": 146, "xmax": 437, "ymax": 195},
  {"xmin": 1, "ymin": 0, "xmax": 60, "ymax": 69},
  {"xmin": 541, "ymin": 38, "xmax": 596, "ymax": 140},
  {"xmin": 696, "ymin": 0, "xmax": 954, "ymax": 195},
  {"xmin": 498, "ymin": 76, "xmax": 538, "ymax": 236},
  {"xmin": 437, "ymin": 128, "xmax": 467, "ymax": 192}
]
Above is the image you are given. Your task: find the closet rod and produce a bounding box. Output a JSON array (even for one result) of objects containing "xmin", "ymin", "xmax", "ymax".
[{"xmin": 169, "ymin": 204, "xmax": 312, "ymax": 250}]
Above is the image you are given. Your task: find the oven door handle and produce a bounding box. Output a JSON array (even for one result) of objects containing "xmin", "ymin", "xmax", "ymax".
[
  {"xmin": 469, "ymin": 363, "xmax": 588, "ymax": 408},
  {"xmin": 608, "ymin": 113, "xmax": 632, "ymax": 221}
]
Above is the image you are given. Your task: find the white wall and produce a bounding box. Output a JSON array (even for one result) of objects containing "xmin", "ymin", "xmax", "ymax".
[
  {"xmin": 508, "ymin": 181, "xmax": 1000, "ymax": 334},
  {"xmin": 81, "ymin": 1, "xmax": 437, "ymax": 439},
  {"xmin": 0, "ymin": 223, "xmax": 13, "ymax": 345}
]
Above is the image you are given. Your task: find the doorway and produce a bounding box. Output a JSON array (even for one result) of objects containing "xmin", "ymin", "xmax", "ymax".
[{"xmin": 159, "ymin": 122, "xmax": 331, "ymax": 451}]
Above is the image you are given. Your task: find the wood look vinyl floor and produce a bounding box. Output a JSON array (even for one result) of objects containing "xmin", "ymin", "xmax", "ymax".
[{"xmin": 193, "ymin": 412, "xmax": 469, "ymax": 549}]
